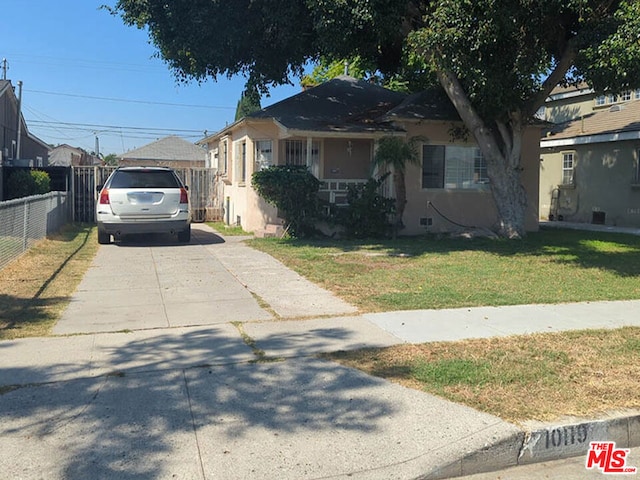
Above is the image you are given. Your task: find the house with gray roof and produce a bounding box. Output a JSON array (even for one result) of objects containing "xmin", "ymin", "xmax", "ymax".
[
  {"xmin": 199, "ymin": 75, "xmax": 541, "ymax": 235},
  {"xmin": 118, "ymin": 135, "xmax": 208, "ymax": 168},
  {"xmin": 540, "ymin": 85, "xmax": 640, "ymax": 227}
]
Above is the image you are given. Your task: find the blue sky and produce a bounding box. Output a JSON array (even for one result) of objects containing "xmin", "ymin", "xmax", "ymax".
[{"xmin": 4, "ymin": 1, "xmax": 303, "ymax": 155}]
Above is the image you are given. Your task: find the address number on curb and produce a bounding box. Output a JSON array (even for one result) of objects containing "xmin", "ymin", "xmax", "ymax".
[{"xmin": 545, "ymin": 425, "xmax": 589, "ymax": 449}]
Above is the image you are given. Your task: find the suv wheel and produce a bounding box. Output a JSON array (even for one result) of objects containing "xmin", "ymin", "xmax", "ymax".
[
  {"xmin": 177, "ymin": 225, "xmax": 191, "ymax": 243},
  {"xmin": 98, "ymin": 229, "xmax": 111, "ymax": 245}
]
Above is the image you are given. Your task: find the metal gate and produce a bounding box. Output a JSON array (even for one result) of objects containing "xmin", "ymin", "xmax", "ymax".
[{"xmin": 72, "ymin": 166, "xmax": 219, "ymax": 223}]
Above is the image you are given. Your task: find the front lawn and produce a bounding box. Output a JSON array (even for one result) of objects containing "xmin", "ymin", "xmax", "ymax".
[{"xmin": 248, "ymin": 228, "xmax": 640, "ymax": 311}]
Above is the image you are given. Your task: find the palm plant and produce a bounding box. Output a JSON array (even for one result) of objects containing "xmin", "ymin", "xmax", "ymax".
[{"xmin": 373, "ymin": 136, "xmax": 422, "ymax": 230}]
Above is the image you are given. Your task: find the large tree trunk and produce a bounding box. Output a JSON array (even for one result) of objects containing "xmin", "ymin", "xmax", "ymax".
[{"xmin": 436, "ymin": 69, "xmax": 528, "ymax": 238}]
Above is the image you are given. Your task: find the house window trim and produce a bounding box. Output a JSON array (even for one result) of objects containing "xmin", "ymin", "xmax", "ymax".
[
  {"xmin": 561, "ymin": 151, "xmax": 576, "ymax": 187},
  {"xmin": 220, "ymin": 138, "xmax": 229, "ymax": 176},
  {"xmin": 421, "ymin": 144, "xmax": 490, "ymax": 191},
  {"xmin": 255, "ymin": 139, "xmax": 273, "ymax": 171}
]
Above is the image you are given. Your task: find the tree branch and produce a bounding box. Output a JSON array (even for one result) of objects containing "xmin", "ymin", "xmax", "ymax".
[{"xmin": 525, "ymin": 42, "xmax": 578, "ymax": 118}]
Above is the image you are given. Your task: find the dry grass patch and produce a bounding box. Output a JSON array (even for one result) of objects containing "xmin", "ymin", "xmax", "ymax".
[
  {"xmin": 325, "ymin": 327, "xmax": 640, "ymax": 424},
  {"xmin": 0, "ymin": 224, "xmax": 97, "ymax": 339}
]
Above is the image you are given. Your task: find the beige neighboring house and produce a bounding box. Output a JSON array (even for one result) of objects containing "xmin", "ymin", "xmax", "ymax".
[
  {"xmin": 118, "ymin": 135, "xmax": 207, "ymax": 168},
  {"xmin": 199, "ymin": 75, "xmax": 541, "ymax": 235},
  {"xmin": 48, "ymin": 144, "xmax": 100, "ymax": 166},
  {"xmin": 540, "ymin": 85, "xmax": 640, "ymax": 226}
]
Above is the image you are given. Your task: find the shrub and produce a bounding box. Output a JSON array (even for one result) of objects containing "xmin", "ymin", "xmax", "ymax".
[
  {"xmin": 6, "ymin": 169, "xmax": 51, "ymax": 199},
  {"xmin": 252, "ymin": 165, "xmax": 321, "ymax": 237},
  {"xmin": 332, "ymin": 174, "xmax": 395, "ymax": 238},
  {"xmin": 31, "ymin": 170, "xmax": 51, "ymax": 195}
]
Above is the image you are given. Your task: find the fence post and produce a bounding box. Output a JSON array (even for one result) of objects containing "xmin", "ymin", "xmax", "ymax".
[{"xmin": 22, "ymin": 197, "xmax": 29, "ymax": 252}]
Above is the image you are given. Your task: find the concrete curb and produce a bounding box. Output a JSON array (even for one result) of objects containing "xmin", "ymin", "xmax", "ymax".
[{"xmin": 425, "ymin": 412, "xmax": 640, "ymax": 479}]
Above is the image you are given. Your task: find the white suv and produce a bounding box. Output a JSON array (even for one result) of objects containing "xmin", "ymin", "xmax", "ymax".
[{"xmin": 96, "ymin": 167, "xmax": 191, "ymax": 244}]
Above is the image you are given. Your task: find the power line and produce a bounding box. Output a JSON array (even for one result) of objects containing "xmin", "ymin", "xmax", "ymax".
[
  {"xmin": 26, "ymin": 119, "xmax": 207, "ymax": 134},
  {"xmin": 26, "ymin": 89, "xmax": 235, "ymax": 110}
]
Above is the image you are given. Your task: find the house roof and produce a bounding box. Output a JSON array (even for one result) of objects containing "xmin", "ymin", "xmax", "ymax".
[
  {"xmin": 0, "ymin": 80, "xmax": 12, "ymax": 97},
  {"xmin": 383, "ymin": 88, "xmax": 461, "ymax": 122},
  {"xmin": 247, "ymin": 75, "xmax": 407, "ymax": 134},
  {"xmin": 545, "ymin": 100, "xmax": 640, "ymax": 141},
  {"xmin": 119, "ymin": 135, "xmax": 207, "ymax": 161}
]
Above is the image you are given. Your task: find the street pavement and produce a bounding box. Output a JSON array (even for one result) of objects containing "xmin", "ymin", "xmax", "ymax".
[{"xmin": 1, "ymin": 223, "xmax": 639, "ymax": 479}]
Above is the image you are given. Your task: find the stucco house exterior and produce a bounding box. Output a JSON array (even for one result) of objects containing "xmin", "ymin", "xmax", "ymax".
[
  {"xmin": 199, "ymin": 76, "xmax": 541, "ymax": 235},
  {"xmin": 540, "ymin": 85, "xmax": 640, "ymax": 226},
  {"xmin": 48, "ymin": 144, "xmax": 101, "ymax": 167}
]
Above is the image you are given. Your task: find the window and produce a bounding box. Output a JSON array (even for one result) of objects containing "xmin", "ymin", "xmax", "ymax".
[
  {"xmin": 562, "ymin": 152, "xmax": 575, "ymax": 185},
  {"xmin": 234, "ymin": 140, "xmax": 246, "ymax": 183},
  {"xmin": 284, "ymin": 139, "xmax": 320, "ymax": 167},
  {"xmin": 221, "ymin": 140, "xmax": 228, "ymax": 174},
  {"xmin": 422, "ymin": 145, "xmax": 488, "ymax": 189},
  {"xmin": 635, "ymin": 89, "xmax": 640, "ymax": 100},
  {"xmin": 241, "ymin": 141, "xmax": 246, "ymax": 183},
  {"xmin": 595, "ymin": 95, "xmax": 606, "ymax": 106},
  {"xmin": 622, "ymin": 91, "xmax": 632, "ymax": 102},
  {"xmin": 608, "ymin": 94, "xmax": 618, "ymax": 104},
  {"xmin": 285, "ymin": 140, "xmax": 305, "ymax": 166},
  {"xmin": 255, "ymin": 140, "xmax": 273, "ymax": 170}
]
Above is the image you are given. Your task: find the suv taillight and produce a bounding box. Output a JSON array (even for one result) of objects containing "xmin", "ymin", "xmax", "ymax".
[
  {"xmin": 99, "ymin": 189, "xmax": 110, "ymax": 204},
  {"xmin": 179, "ymin": 187, "xmax": 188, "ymax": 204}
]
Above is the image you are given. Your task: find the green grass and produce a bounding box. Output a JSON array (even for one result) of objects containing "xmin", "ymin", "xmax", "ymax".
[
  {"xmin": 328, "ymin": 327, "xmax": 640, "ymax": 423},
  {"xmin": 207, "ymin": 221, "xmax": 250, "ymax": 236},
  {"xmin": 248, "ymin": 228, "xmax": 640, "ymax": 312}
]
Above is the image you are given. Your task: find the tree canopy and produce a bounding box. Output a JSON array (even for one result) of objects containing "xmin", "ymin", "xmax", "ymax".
[{"xmin": 110, "ymin": 0, "xmax": 640, "ymax": 237}]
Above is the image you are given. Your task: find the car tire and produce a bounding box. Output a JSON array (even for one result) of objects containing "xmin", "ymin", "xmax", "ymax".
[
  {"xmin": 97, "ymin": 229, "xmax": 111, "ymax": 245},
  {"xmin": 178, "ymin": 225, "xmax": 191, "ymax": 243}
]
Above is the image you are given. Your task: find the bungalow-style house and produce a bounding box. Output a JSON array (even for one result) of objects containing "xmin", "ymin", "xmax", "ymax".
[
  {"xmin": 0, "ymin": 79, "xmax": 49, "ymax": 167},
  {"xmin": 199, "ymin": 76, "xmax": 541, "ymax": 235},
  {"xmin": 118, "ymin": 135, "xmax": 208, "ymax": 168},
  {"xmin": 540, "ymin": 85, "xmax": 640, "ymax": 227},
  {"xmin": 48, "ymin": 144, "xmax": 101, "ymax": 167}
]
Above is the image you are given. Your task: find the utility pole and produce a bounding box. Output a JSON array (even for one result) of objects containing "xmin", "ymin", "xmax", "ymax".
[
  {"xmin": 1, "ymin": 58, "xmax": 7, "ymax": 80},
  {"xmin": 16, "ymin": 81, "xmax": 23, "ymax": 160},
  {"xmin": 94, "ymin": 134, "xmax": 100, "ymax": 158}
]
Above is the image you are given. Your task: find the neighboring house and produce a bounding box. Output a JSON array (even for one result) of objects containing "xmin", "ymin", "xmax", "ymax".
[
  {"xmin": 199, "ymin": 75, "xmax": 541, "ymax": 235},
  {"xmin": 48, "ymin": 144, "xmax": 101, "ymax": 167},
  {"xmin": 118, "ymin": 135, "xmax": 207, "ymax": 168},
  {"xmin": 0, "ymin": 79, "xmax": 49, "ymax": 167},
  {"xmin": 540, "ymin": 85, "xmax": 640, "ymax": 227}
]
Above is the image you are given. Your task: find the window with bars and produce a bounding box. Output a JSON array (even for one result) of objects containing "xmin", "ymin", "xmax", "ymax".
[
  {"xmin": 422, "ymin": 145, "xmax": 489, "ymax": 189},
  {"xmin": 284, "ymin": 139, "xmax": 319, "ymax": 167}
]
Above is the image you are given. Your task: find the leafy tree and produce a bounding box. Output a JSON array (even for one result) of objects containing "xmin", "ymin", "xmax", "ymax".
[
  {"xmin": 235, "ymin": 86, "xmax": 262, "ymax": 120},
  {"xmin": 110, "ymin": 0, "xmax": 640, "ymax": 238},
  {"xmin": 252, "ymin": 165, "xmax": 320, "ymax": 237},
  {"xmin": 374, "ymin": 136, "xmax": 422, "ymax": 231},
  {"xmin": 103, "ymin": 153, "xmax": 119, "ymax": 166}
]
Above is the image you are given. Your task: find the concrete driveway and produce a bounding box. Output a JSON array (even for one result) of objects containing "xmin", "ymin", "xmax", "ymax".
[{"xmin": 3, "ymin": 224, "xmax": 637, "ymax": 479}]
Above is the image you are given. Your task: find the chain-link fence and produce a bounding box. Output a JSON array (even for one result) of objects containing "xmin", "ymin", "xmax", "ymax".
[{"xmin": 0, "ymin": 192, "xmax": 70, "ymax": 270}]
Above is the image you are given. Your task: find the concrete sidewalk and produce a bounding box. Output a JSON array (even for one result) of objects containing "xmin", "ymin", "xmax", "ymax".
[{"xmin": 1, "ymin": 223, "xmax": 639, "ymax": 479}]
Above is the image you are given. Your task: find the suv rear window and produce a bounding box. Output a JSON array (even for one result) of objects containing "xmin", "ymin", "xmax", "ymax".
[{"xmin": 109, "ymin": 170, "xmax": 182, "ymax": 189}]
